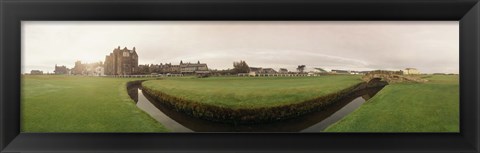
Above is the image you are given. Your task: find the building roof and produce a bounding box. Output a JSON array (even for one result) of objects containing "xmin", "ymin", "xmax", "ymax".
[
  {"xmin": 314, "ymin": 68, "xmax": 327, "ymax": 73},
  {"xmin": 180, "ymin": 63, "xmax": 207, "ymax": 67},
  {"xmin": 249, "ymin": 67, "xmax": 262, "ymax": 71},
  {"xmin": 332, "ymin": 69, "xmax": 350, "ymax": 73},
  {"xmin": 113, "ymin": 46, "xmax": 137, "ymax": 55}
]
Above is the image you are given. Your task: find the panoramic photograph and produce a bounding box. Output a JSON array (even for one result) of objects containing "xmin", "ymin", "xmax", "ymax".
[{"xmin": 21, "ymin": 21, "xmax": 459, "ymax": 132}]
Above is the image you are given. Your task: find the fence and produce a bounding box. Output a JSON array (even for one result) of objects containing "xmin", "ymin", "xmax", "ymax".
[
  {"xmin": 101, "ymin": 73, "xmax": 350, "ymax": 78},
  {"xmin": 236, "ymin": 73, "xmax": 324, "ymax": 77},
  {"xmin": 104, "ymin": 74, "xmax": 184, "ymax": 78}
]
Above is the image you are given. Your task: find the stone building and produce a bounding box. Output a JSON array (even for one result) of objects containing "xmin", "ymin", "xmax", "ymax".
[
  {"xmin": 137, "ymin": 61, "xmax": 209, "ymax": 75},
  {"xmin": 164, "ymin": 63, "xmax": 181, "ymax": 74},
  {"xmin": 71, "ymin": 61, "xmax": 103, "ymax": 75},
  {"xmin": 85, "ymin": 62, "xmax": 103, "ymax": 76},
  {"xmin": 30, "ymin": 70, "xmax": 43, "ymax": 75},
  {"xmin": 72, "ymin": 61, "xmax": 86, "ymax": 75},
  {"xmin": 180, "ymin": 60, "xmax": 208, "ymax": 74},
  {"xmin": 54, "ymin": 65, "xmax": 69, "ymax": 74},
  {"xmin": 104, "ymin": 46, "xmax": 138, "ymax": 75}
]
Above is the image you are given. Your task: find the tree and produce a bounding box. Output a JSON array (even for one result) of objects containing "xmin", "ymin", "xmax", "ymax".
[
  {"xmin": 297, "ymin": 65, "xmax": 306, "ymax": 73},
  {"xmin": 233, "ymin": 60, "xmax": 250, "ymax": 74},
  {"xmin": 136, "ymin": 64, "xmax": 150, "ymax": 74}
]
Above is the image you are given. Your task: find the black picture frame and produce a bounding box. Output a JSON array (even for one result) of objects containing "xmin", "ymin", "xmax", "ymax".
[{"xmin": 1, "ymin": 0, "xmax": 479, "ymax": 152}]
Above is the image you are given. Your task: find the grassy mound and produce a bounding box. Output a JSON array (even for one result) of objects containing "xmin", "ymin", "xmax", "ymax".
[
  {"xmin": 21, "ymin": 75, "xmax": 168, "ymax": 132},
  {"xmin": 143, "ymin": 76, "xmax": 363, "ymax": 109},
  {"xmin": 324, "ymin": 75, "xmax": 459, "ymax": 132},
  {"xmin": 141, "ymin": 76, "xmax": 370, "ymax": 123}
]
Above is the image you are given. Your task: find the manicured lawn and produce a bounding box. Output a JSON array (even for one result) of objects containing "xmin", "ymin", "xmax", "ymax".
[
  {"xmin": 142, "ymin": 75, "xmax": 363, "ymax": 109},
  {"xmin": 324, "ymin": 75, "xmax": 459, "ymax": 132},
  {"xmin": 21, "ymin": 75, "xmax": 168, "ymax": 132}
]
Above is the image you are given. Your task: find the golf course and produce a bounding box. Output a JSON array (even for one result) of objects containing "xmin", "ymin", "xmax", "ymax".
[
  {"xmin": 21, "ymin": 74, "xmax": 459, "ymax": 132},
  {"xmin": 21, "ymin": 75, "xmax": 168, "ymax": 132},
  {"xmin": 324, "ymin": 75, "xmax": 459, "ymax": 132}
]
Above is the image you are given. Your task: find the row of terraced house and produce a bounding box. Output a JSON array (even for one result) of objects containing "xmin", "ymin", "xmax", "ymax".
[{"xmin": 52, "ymin": 46, "xmax": 210, "ymax": 76}]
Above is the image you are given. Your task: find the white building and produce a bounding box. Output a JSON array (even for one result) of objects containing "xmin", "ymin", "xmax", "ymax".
[
  {"xmin": 94, "ymin": 66, "xmax": 105, "ymax": 76},
  {"xmin": 402, "ymin": 68, "xmax": 420, "ymax": 75}
]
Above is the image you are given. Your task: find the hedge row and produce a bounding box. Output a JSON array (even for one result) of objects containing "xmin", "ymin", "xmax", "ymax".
[{"xmin": 140, "ymin": 80, "xmax": 387, "ymax": 124}]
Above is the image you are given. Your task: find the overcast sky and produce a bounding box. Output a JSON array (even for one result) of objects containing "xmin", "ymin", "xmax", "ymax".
[{"xmin": 22, "ymin": 21, "xmax": 459, "ymax": 74}]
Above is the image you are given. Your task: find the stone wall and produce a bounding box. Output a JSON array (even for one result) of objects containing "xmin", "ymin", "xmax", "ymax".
[{"xmin": 362, "ymin": 71, "xmax": 428, "ymax": 83}]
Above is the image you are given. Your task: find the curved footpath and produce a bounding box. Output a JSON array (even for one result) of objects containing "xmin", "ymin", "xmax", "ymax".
[{"xmin": 137, "ymin": 80, "xmax": 387, "ymax": 124}]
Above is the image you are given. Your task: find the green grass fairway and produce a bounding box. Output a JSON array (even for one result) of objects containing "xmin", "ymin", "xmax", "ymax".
[
  {"xmin": 142, "ymin": 75, "xmax": 363, "ymax": 109},
  {"xmin": 22, "ymin": 75, "xmax": 168, "ymax": 132},
  {"xmin": 324, "ymin": 75, "xmax": 459, "ymax": 132}
]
